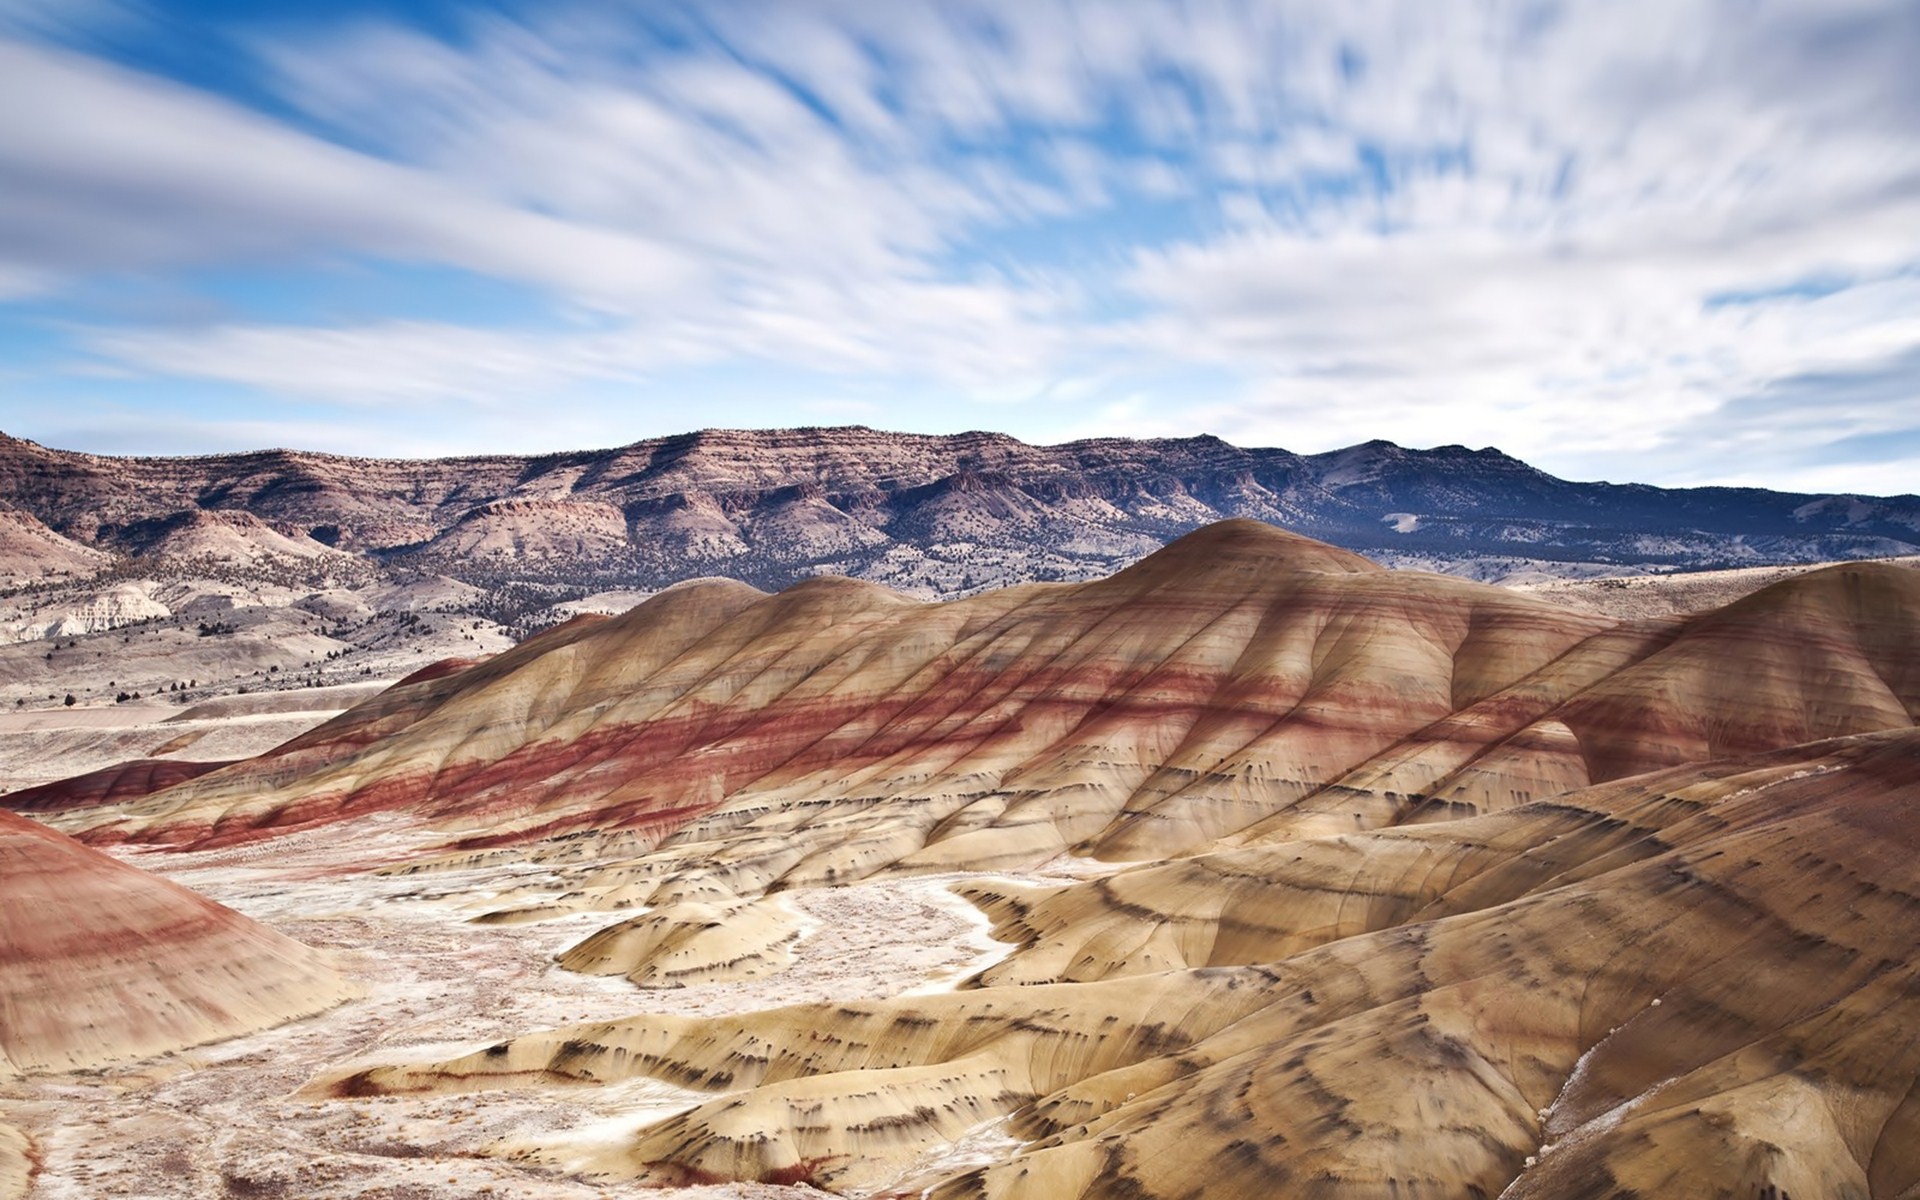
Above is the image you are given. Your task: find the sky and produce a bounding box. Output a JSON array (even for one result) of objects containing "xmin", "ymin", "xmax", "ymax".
[{"xmin": 0, "ymin": 0, "xmax": 1917, "ymax": 493}]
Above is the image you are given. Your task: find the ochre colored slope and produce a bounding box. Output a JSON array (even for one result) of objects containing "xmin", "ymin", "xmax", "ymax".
[
  {"xmin": 0, "ymin": 809, "xmax": 357, "ymax": 1076},
  {"xmin": 53, "ymin": 527, "xmax": 1920, "ymax": 917},
  {"xmin": 0, "ymin": 1122, "xmax": 27, "ymax": 1200},
  {"xmin": 335, "ymin": 729, "xmax": 1920, "ymax": 1198},
  {"xmin": 1, "ymin": 757, "xmax": 233, "ymax": 814},
  {"xmin": 58, "ymin": 522, "xmax": 1599, "ymax": 856}
]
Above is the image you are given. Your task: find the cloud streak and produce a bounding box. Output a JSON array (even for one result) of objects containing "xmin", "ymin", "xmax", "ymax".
[{"xmin": 0, "ymin": 0, "xmax": 1916, "ymax": 491}]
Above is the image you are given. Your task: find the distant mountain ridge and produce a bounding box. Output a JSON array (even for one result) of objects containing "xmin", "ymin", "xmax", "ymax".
[{"xmin": 3, "ymin": 426, "xmax": 1917, "ymax": 597}]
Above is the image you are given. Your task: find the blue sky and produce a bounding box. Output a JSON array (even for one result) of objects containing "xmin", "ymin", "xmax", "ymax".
[{"xmin": 1, "ymin": 0, "xmax": 1917, "ymax": 492}]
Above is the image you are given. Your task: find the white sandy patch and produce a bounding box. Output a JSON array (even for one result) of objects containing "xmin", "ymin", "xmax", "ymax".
[
  {"xmin": 0, "ymin": 698, "xmax": 371, "ymax": 793},
  {"xmin": 2, "ymin": 814, "xmax": 1113, "ymax": 1200}
]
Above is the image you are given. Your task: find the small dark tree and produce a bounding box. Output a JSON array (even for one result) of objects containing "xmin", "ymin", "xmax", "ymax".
[{"xmin": 64, "ymin": 694, "xmax": 76, "ymax": 707}]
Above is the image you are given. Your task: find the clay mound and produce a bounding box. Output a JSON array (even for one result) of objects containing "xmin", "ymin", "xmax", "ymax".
[
  {"xmin": 59, "ymin": 527, "xmax": 1920, "ymax": 913},
  {"xmin": 388, "ymin": 655, "xmax": 489, "ymax": 687},
  {"xmin": 555, "ymin": 894, "xmax": 804, "ymax": 988},
  {"xmin": 165, "ymin": 679, "xmax": 388, "ymax": 722},
  {"xmin": 66, "ymin": 521, "xmax": 1612, "ymax": 856},
  {"xmin": 0, "ymin": 1123, "xmax": 26, "ymax": 1200},
  {"xmin": 0, "ymin": 810, "xmax": 357, "ymax": 1076},
  {"xmin": 2, "ymin": 757, "xmax": 232, "ymax": 814},
  {"xmin": 0, "ymin": 504, "xmax": 107, "ymax": 583},
  {"xmin": 422, "ymin": 498, "xmax": 630, "ymax": 561},
  {"xmin": 335, "ymin": 728, "xmax": 1920, "ymax": 1198}
]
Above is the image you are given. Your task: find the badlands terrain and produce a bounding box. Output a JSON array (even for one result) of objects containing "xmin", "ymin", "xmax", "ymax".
[
  {"xmin": 5, "ymin": 424, "xmax": 1916, "ymax": 788},
  {"xmin": 4, "ymin": 517, "xmax": 1919, "ymax": 1199}
]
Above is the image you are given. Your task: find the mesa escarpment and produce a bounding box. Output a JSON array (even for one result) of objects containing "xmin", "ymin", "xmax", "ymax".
[
  {"xmin": 13, "ymin": 518, "xmax": 1920, "ymax": 1200},
  {"xmin": 4, "ymin": 426, "xmax": 1917, "ymax": 602}
]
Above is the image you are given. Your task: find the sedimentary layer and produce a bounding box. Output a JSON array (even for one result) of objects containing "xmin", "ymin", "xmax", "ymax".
[
  {"xmin": 61, "ymin": 522, "xmax": 1918, "ymax": 901},
  {"xmin": 0, "ymin": 809, "xmax": 358, "ymax": 1076},
  {"xmin": 335, "ymin": 728, "xmax": 1920, "ymax": 1198}
]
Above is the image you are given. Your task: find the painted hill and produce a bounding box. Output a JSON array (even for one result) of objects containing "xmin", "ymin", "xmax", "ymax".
[
  {"xmin": 16, "ymin": 518, "xmax": 1920, "ymax": 1198},
  {"xmin": 331, "ymin": 727, "xmax": 1920, "ymax": 1199},
  {"xmin": 63, "ymin": 522, "xmax": 1918, "ymax": 874},
  {"xmin": 0, "ymin": 808, "xmax": 355, "ymax": 1077}
]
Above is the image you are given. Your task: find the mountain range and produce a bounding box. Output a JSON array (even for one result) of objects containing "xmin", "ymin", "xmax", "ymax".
[{"xmin": 5, "ymin": 426, "xmax": 1918, "ymax": 601}]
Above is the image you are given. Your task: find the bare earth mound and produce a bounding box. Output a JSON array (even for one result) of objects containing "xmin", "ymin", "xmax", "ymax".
[
  {"xmin": 336, "ymin": 729, "xmax": 1920, "ymax": 1199},
  {"xmin": 63, "ymin": 522, "xmax": 1917, "ymax": 882},
  {"xmin": 0, "ymin": 809, "xmax": 358, "ymax": 1077},
  {"xmin": 13, "ymin": 519, "xmax": 1920, "ymax": 1199},
  {"xmin": 0, "ymin": 505, "xmax": 107, "ymax": 585}
]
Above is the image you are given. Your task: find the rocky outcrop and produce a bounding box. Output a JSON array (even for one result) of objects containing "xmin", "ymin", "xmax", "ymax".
[{"xmin": 0, "ymin": 581, "xmax": 170, "ymax": 644}]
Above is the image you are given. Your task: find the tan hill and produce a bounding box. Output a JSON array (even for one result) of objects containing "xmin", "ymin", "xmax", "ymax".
[
  {"xmin": 0, "ymin": 808, "xmax": 356, "ymax": 1077},
  {"xmin": 12, "ymin": 519, "xmax": 1920, "ymax": 1199},
  {"xmin": 328, "ymin": 727, "xmax": 1920, "ymax": 1198},
  {"xmin": 1514, "ymin": 554, "xmax": 1920, "ymax": 618},
  {"xmin": 113, "ymin": 507, "xmax": 342, "ymax": 563},
  {"xmin": 63, "ymin": 522, "xmax": 1918, "ymax": 881},
  {"xmin": 57, "ymin": 521, "xmax": 1601, "ymax": 852},
  {"xmin": 0, "ymin": 505, "xmax": 107, "ymax": 586}
]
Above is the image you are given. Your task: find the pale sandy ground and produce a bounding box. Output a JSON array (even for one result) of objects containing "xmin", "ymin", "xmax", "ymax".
[
  {"xmin": 0, "ymin": 683, "xmax": 384, "ymax": 793},
  {"xmin": 0, "ymin": 812, "xmax": 1088, "ymax": 1199}
]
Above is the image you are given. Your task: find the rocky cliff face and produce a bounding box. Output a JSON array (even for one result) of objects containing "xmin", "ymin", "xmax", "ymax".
[{"xmin": 4, "ymin": 427, "xmax": 1917, "ymax": 600}]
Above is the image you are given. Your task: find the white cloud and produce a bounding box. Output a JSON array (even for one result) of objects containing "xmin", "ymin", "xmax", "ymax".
[
  {"xmin": 0, "ymin": 38, "xmax": 696, "ymax": 309},
  {"xmin": 2, "ymin": 0, "xmax": 1917, "ymax": 490}
]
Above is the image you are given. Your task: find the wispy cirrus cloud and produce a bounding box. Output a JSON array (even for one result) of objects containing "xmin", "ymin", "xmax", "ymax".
[{"xmin": 0, "ymin": 0, "xmax": 1916, "ymax": 492}]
